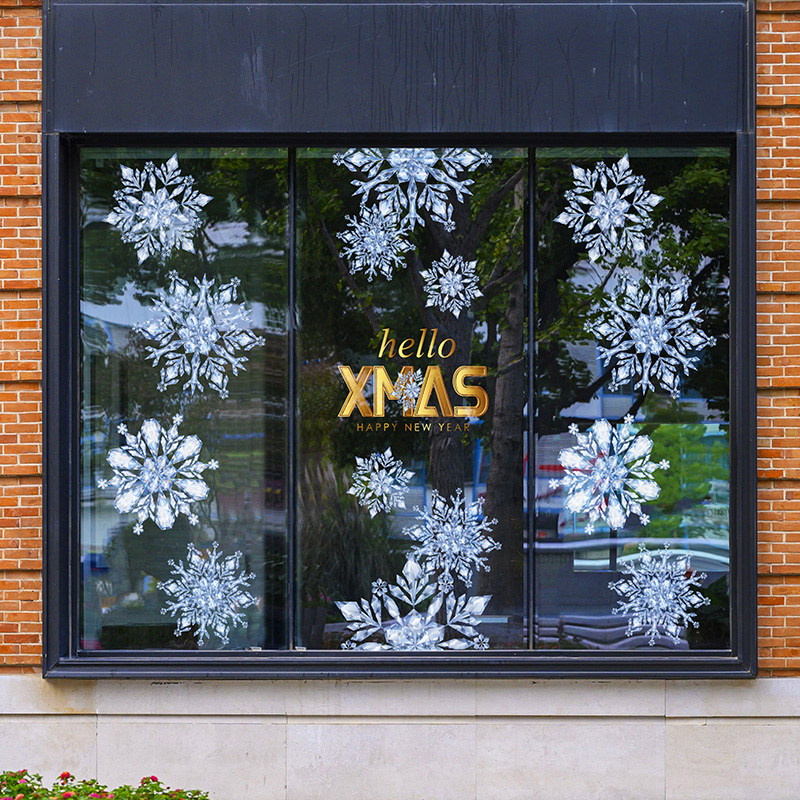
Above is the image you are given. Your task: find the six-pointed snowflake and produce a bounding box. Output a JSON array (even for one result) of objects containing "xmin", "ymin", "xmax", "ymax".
[
  {"xmin": 554, "ymin": 154, "xmax": 663, "ymax": 263},
  {"xmin": 158, "ymin": 541, "xmax": 257, "ymax": 646},
  {"xmin": 420, "ymin": 250, "xmax": 483, "ymax": 318},
  {"xmin": 337, "ymin": 556, "xmax": 492, "ymax": 651},
  {"xmin": 98, "ymin": 415, "xmax": 218, "ymax": 533},
  {"xmin": 136, "ymin": 271, "xmax": 265, "ymax": 399},
  {"xmin": 333, "ymin": 147, "xmax": 491, "ymax": 232},
  {"xmin": 609, "ymin": 543, "xmax": 710, "ymax": 646},
  {"xmin": 393, "ymin": 368, "xmax": 424, "ymax": 413},
  {"xmin": 404, "ymin": 489, "xmax": 500, "ymax": 589},
  {"xmin": 347, "ymin": 447, "xmax": 414, "ymax": 517},
  {"xmin": 551, "ymin": 417, "xmax": 669, "ymax": 534},
  {"xmin": 588, "ymin": 273, "xmax": 716, "ymax": 398},
  {"xmin": 105, "ymin": 154, "xmax": 212, "ymax": 263},
  {"xmin": 336, "ymin": 207, "xmax": 413, "ymax": 281}
]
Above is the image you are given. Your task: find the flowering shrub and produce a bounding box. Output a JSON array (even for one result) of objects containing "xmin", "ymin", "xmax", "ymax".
[{"xmin": 0, "ymin": 771, "xmax": 211, "ymax": 800}]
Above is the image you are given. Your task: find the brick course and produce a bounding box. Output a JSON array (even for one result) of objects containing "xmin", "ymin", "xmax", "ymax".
[{"xmin": 0, "ymin": 2, "xmax": 795, "ymax": 672}]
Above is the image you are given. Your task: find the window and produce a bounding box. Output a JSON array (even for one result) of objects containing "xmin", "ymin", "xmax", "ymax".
[
  {"xmin": 47, "ymin": 141, "xmax": 753, "ymax": 676},
  {"xmin": 44, "ymin": 0, "xmax": 755, "ymax": 678}
]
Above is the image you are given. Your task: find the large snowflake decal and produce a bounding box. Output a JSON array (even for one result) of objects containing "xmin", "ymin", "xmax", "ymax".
[
  {"xmin": 98, "ymin": 415, "xmax": 218, "ymax": 534},
  {"xmin": 337, "ymin": 556, "xmax": 492, "ymax": 651},
  {"xmin": 554, "ymin": 154, "xmax": 663, "ymax": 263},
  {"xmin": 136, "ymin": 272, "xmax": 265, "ymax": 399},
  {"xmin": 405, "ymin": 489, "xmax": 499, "ymax": 591},
  {"xmin": 336, "ymin": 207, "xmax": 413, "ymax": 281},
  {"xmin": 551, "ymin": 417, "xmax": 669, "ymax": 534},
  {"xmin": 347, "ymin": 447, "xmax": 414, "ymax": 517},
  {"xmin": 588, "ymin": 273, "xmax": 716, "ymax": 398},
  {"xmin": 393, "ymin": 368, "xmax": 424, "ymax": 413},
  {"xmin": 332, "ymin": 147, "xmax": 491, "ymax": 232},
  {"xmin": 105, "ymin": 154, "xmax": 212, "ymax": 263},
  {"xmin": 420, "ymin": 250, "xmax": 483, "ymax": 318},
  {"xmin": 609, "ymin": 543, "xmax": 710, "ymax": 646},
  {"xmin": 159, "ymin": 542, "xmax": 257, "ymax": 646}
]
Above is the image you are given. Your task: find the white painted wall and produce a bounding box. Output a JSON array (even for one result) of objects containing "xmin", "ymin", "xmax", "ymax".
[{"xmin": 0, "ymin": 676, "xmax": 797, "ymax": 799}]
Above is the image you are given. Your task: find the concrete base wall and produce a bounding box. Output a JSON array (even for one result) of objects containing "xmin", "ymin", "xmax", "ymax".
[{"xmin": 0, "ymin": 676, "xmax": 798, "ymax": 799}]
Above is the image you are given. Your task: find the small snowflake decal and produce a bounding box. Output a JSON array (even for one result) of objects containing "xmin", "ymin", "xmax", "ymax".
[
  {"xmin": 333, "ymin": 147, "xmax": 491, "ymax": 232},
  {"xmin": 336, "ymin": 556, "xmax": 492, "ymax": 651},
  {"xmin": 394, "ymin": 368, "xmax": 424, "ymax": 413},
  {"xmin": 588, "ymin": 273, "xmax": 716, "ymax": 398},
  {"xmin": 105, "ymin": 154, "xmax": 212, "ymax": 263},
  {"xmin": 551, "ymin": 417, "xmax": 668, "ymax": 534},
  {"xmin": 347, "ymin": 447, "xmax": 414, "ymax": 517},
  {"xmin": 420, "ymin": 250, "xmax": 483, "ymax": 318},
  {"xmin": 136, "ymin": 271, "xmax": 265, "ymax": 399},
  {"xmin": 554, "ymin": 154, "xmax": 663, "ymax": 263},
  {"xmin": 336, "ymin": 207, "xmax": 413, "ymax": 281},
  {"xmin": 159, "ymin": 541, "xmax": 257, "ymax": 646},
  {"xmin": 405, "ymin": 489, "xmax": 500, "ymax": 589},
  {"xmin": 98, "ymin": 416, "xmax": 218, "ymax": 533},
  {"xmin": 609, "ymin": 543, "xmax": 711, "ymax": 646}
]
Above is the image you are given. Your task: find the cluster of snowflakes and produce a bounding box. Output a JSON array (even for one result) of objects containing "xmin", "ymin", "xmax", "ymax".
[
  {"xmin": 340, "ymin": 449, "xmax": 500, "ymax": 650},
  {"xmin": 98, "ymin": 155, "xmax": 267, "ymax": 647},
  {"xmin": 332, "ymin": 147, "xmax": 491, "ymax": 318},
  {"xmin": 549, "ymin": 154, "xmax": 718, "ymax": 643}
]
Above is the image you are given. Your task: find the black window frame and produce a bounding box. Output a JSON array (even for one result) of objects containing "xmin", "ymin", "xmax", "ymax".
[{"xmin": 43, "ymin": 0, "xmax": 757, "ymax": 679}]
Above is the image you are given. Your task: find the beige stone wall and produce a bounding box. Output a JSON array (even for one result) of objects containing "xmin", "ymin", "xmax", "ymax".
[{"xmin": 0, "ymin": 675, "xmax": 799, "ymax": 799}]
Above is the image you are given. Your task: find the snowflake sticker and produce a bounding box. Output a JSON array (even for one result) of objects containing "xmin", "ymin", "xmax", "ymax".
[
  {"xmin": 347, "ymin": 447, "xmax": 414, "ymax": 517},
  {"xmin": 105, "ymin": 154, "xmax": 212, "ymax": 263},
  {"xmin": 393, "ymin": 368, "xmax": 424, "ymax": 413},
  {"xmin": 336, "ymin": 207, "xmax": 413, "ymax": 281},
  {"xmin": 159, "ymin": 542, "xmax": 257, "ymax": 646},
  {"xmin": 336, "ymin": 556, "xmax": 492, "ymax": 651},
  {"xmin": 333, "ymin": 147, "xmax": 491, "ymax": 232},
  {"xmin": 420, "ymin": 250, "xmax": 483, "ymax": 318},
  {"xmin": 405, "ymin": 489, "xmax": 500, "ymax": 590},
  {"xmin": 588, "ymin": 273, "xmax": 716, "ymax": 398},
  {"xmin": 552, "ymin": 417, "xmax": 669, "ymax": 534},
  {"xmin": 554, "ymin": 154, "xmax": 663, "ymax": 263},
  {"xmin": 609, "ymin": 543, "xmax": 710, "ymax": 646},
  {"xmin": 136, "ymin": 271, "xmax": 265, "ymax": 399},
  {"xmin": 98, "ymin": 416, "xmax": 218, "ymax": 533}
]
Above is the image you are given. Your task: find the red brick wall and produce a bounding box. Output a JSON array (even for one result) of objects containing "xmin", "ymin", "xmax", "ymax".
[
  {"xmin": 0, "ymin": 0, "xmax": 40, "ymax": 672},
  {"xmin": 0, "ymin": 0, "xmax": 794, "ymax": 674}
]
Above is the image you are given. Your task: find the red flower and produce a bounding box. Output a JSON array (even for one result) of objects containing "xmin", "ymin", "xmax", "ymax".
[{"xmin": 59, "ymin": 773, "xmax": 71, "ymax": 782}]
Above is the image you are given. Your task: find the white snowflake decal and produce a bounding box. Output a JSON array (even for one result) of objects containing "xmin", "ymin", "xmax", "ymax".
[
  {"xmin": 420, "ymin": 250, "xmax": 483, "ymax": 318},
  {"xmin": 405, "ymin": 489, "xmax": 500, "ymax": 590},
  {"xmin": 332, "ymin": 147, "xmax": 491, "ymax": 232},
  {"xmin": 136, "ymin": 271, "xmax": 265, "ymax": 399},
  {"xmin": 551, "ymin": 417, "xmax": 669, "ymax": 534},
  {"xmin": 393, "ymin": 368, "xmax": 424, "ymax": 413},
  {"xmin": 347, "ymin": 447, "xmax": 414, "ymax": 517},
  {"xmin": 336, "ymin": 207, "xmax": 413, "ymax": 281},
  {"xmin": 554, "ymin": 154, "xmax": 663, "ymax": 263},
  {"xmin": 588, "ymin": 273, "xmax": 716, "ymax": 398},
  {"xmin": 336, "ymin": 556, "xmax": 492, "ymax": 651},
  {"xmin": 609, "ymin": 543, "xmax": 711, "ymax": 646},
  {"xmin": 158, "ymin": 541, "xmax": 257, "ymax": 646},
  {"xmin": 97, "ymin": 415, "xmax": 218, "ymax": 533},
  {"xmin": 105, "ymin": 154, "xmax": 212, "ymax": 263}
]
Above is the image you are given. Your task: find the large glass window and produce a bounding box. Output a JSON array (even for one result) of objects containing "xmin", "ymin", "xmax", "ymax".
[{"xmin": 75, "ymin": 143, "xmax": 739, "ymax": 666}]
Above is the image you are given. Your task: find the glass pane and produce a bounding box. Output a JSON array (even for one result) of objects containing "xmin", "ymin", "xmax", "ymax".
[
  {"xmin": 535, "ymin": 147, "xmax": 731, "ymax": 651},
  {"xmin": 297, "ymin": 146, "xmax": 528, "ymax": 651},
  {"xmin": 80, "ymin": 147, "xmax": 289, "ymax": 650}
]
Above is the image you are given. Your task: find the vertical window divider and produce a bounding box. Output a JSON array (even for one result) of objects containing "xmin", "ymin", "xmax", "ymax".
[
  {"xmin": 287, "ymin": 147, "xmax": 298, "ymax": 650},
  {"xmin": 527, "ymin": 146, "xmax": 537, "ymax": 651}
]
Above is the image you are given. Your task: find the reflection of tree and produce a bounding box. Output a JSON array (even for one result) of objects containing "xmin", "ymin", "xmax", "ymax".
[{"xmin": 301, "ymin": 152, "xmax": 526, "ymax": 613}]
